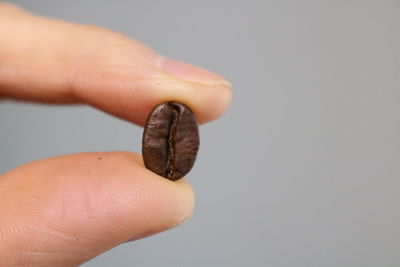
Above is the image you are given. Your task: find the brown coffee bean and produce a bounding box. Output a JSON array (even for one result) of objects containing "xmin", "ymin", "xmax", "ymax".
[{"xmin": 142, "ymin": 102, "xmax": 200, "ymax": 180}]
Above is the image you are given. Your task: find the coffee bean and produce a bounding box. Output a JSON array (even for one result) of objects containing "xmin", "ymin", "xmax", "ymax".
[{"xmin": 142, "ymin": 102, "xmax": 200, "ymax": 180}]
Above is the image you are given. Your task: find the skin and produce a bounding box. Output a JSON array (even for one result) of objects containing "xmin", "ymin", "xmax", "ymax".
[{"xmin": 0, "ymin": 3, "xmax": 231, "ymax": 266}]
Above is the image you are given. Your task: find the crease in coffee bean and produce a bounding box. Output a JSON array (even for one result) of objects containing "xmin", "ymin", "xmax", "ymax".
[{"xmin": 166, "ymin": 103, "xmax": 180, "ymax": 179}]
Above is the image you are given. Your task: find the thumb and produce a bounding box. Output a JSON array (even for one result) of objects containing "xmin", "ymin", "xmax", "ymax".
[
  {"xmin": 0, "ymin": 152, "xmax": 194, "ymax": 266},
  {"xmin": 0, "ymin": 3, "xmax": 231, "ymax": 125}
]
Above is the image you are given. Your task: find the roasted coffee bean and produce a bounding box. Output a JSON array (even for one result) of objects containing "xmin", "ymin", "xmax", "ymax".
[{"xmin": 142, "ymin": 102, "xmax": 200, "ymax": 180}]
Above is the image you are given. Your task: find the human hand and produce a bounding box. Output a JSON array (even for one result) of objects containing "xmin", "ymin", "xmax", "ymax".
[{"xmin": 0, "ymin": 3, "xmax": 231, "ymax": 266}]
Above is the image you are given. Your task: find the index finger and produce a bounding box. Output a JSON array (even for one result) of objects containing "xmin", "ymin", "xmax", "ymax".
[{"xmin": 0, "ymin": 3, "xmax": 231, "ymax": 125}]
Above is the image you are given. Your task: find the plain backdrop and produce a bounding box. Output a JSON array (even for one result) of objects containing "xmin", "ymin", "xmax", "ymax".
[{"xmin": 1, "ymin": 1, "xmax": 400, "ymax": 266}]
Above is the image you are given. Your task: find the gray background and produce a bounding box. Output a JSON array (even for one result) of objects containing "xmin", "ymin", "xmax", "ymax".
[{"xmin": 1, "ymin": 0, "xmax": 400, "ymax": 266}]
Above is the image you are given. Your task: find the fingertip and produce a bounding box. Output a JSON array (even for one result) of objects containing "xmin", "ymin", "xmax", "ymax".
[
  {"xmin": 171, "ymin": 178, "xmax": 196, "ymax": 224},
  {"xmin": 129, "ymin": 153, "xmax": 196, "ymax": 226},
  {"xmin": 128, "ymin": 152, "xmax": 196, "ymax": 221},
  {"xmin": 125, "ymin": 177, "xmax": 195, "ymax": 242},
  {"xmin": 153, "ymin": 79, "xmax": 232, "ymax": 124},
  {"xmin": 195, "ymin": 83, "xmax": 232, "ymax": 124}
]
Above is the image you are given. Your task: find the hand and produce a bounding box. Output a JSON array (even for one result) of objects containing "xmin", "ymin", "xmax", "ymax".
[{"xmin": 0, "ymin": 3, "xmax": 231, "ymax": 266}]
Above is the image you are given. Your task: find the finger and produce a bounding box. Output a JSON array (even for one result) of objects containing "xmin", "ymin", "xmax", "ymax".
[
  {"xmin": 0, "ymin": 152, "xmax": 194, "ymax": 266},
  {"xmin": 0, "ymin": 3, "xmax": 231, "ymax": 125}
]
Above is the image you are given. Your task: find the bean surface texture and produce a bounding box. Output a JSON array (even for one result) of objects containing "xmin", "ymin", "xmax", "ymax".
[{"xmin": 142, "ymin": 102, "xmax": 200, "ymax": 180}]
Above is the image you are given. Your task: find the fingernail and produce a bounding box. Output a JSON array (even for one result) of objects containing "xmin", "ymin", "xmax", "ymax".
[
  {"xmin": 124, "ymin": 217, "xmax": 190, "ymax": 243},
  {"xmin": 155, "ymin": 56, "xmax": 231, "ymax": 86},
  {"xmin": 178, "ymin": 215, "xmax": 192, "ymax": 225},
  {"xmin": 124, "ymin": 228, "xmax": 165, "ymax": 243}
]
